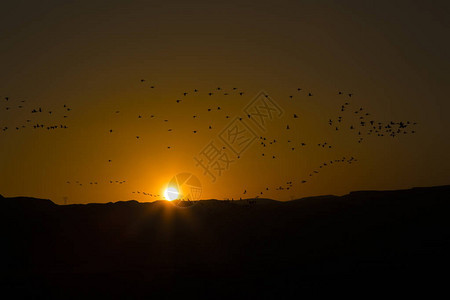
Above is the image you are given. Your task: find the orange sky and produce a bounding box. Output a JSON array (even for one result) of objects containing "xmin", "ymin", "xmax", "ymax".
[{"xmin": 1, "ymin": 0, "xmax": 449, "ymax": 204}]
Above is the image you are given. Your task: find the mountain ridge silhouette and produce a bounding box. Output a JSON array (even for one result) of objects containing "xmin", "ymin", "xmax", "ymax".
[
  {"xmin": 2, "ymin": 184, "xmax": 448, "ymax": 206},
  {"xmin": 2, "ymin": 185, "xmax": 449, "ymax": 298}
]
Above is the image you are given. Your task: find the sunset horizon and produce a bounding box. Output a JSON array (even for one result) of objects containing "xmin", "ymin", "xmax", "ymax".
[{"xmin": 2, "ymin": 0, "xmax": 449, "ymax": 298}]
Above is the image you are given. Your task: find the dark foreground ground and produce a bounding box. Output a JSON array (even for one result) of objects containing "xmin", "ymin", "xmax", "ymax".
[{"xmin": 1, "ymin": 185, "xmax": 450, "ymax": 298}]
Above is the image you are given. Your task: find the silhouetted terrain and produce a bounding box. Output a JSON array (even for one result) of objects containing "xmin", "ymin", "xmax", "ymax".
[{"xmin": 2, "ymin": 186, "xmax": 450, "ymax": 298}]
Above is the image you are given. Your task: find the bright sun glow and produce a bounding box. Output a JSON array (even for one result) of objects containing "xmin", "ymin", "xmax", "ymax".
[{"xmin": 164, "ymin": 187, "xmax": 179, "ymax": 201}]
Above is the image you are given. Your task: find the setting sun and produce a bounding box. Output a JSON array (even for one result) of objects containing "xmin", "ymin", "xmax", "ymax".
[{"xmin": 164, "ymin": 187, "xmax": 179, "ymax": 201}]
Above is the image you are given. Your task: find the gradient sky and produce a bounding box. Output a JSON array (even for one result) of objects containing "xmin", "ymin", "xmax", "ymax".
[{"xmin": 1, "ymin": 0, "xmax": 449, "ymax": 204}]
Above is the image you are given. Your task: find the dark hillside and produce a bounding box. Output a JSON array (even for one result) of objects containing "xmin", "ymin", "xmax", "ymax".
[{"xmin": 1, "ymin": 186, "xmax": 449, "ymax": 298}]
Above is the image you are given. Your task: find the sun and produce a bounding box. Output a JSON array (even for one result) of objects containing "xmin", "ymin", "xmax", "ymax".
[{"xmin": 164, "ymin": 187, "xmax": 179, "ymax": 201}]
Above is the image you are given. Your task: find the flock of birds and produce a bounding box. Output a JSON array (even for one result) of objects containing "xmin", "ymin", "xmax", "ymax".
[
  {"xmin": 64, "ymin": 180, "xmax": 162, "ymax": 199},
  {"xmin": 241, "ymin": 156, "xmax": 358, "ymax": 198},
  {"xmin": 65, "ymin": 180, "xmax": 127, "ymax": 186},
  {"xmin": 256, "ymin": 136, "xmax": 336, "ymax": 159},
  {"xmin": 328, "ymin": 99, "xmax": 417, "ymax": 144},
  {"xmin": 1, "ymin": 96, "xmax": 72, "ymax": 132},
  {"xmin": 108, "ymin": 84, "xmax": 252, "ymax": 143},
  {"xmin": 131, "ymin": 191, "xmax": 161, "ymax": 198},
  {"xmin": 1, "ymin": 80, "xmax": 418, "ymax": 202}
]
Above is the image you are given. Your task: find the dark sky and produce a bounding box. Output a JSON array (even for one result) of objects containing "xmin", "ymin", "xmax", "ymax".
[{"xmin": 1, "ymin": 0, "xmax": 449, "ymax": 204}]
